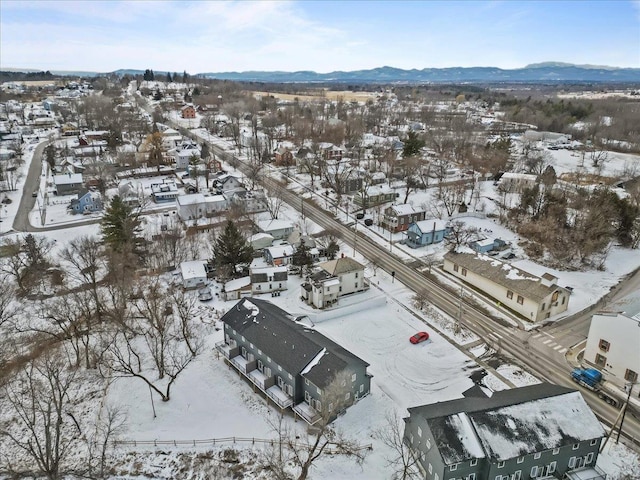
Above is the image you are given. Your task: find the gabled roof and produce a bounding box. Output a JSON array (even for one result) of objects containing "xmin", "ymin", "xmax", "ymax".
[
  {"xmin": 444, "ymin": 252, "xmax": 567, "ymax": 303},
  {"xmin": 221, "ymin": 298, "xmax": 368, "ymax": 388},
  {"xmin": 412, "ymin": 218, "xmax": 447, "ymax": 233},
  {"xmin": 408, "ymin": 384, "xmax": 604, "ymax": 464},
  {"xmin": 319, "ymin": 256, "xmax": 364, "ymax": 275}
]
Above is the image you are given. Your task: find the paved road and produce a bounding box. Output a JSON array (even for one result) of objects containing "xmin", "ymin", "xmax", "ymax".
[{"xmin": 12, "ymin": 140, "xmax": 47, "ymax": 232}]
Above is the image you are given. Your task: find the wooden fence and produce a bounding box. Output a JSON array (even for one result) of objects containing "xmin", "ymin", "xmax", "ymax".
[{"xmin": 113, "ymin": 436, "xmax": 372, "ymax": 454}]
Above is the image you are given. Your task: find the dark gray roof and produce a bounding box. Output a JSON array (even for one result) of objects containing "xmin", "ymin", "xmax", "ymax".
[
  {"xmin": 221, "ymin": 298, "xmax": 368, "ymax": 388},
  {"xmin": 407, "ymin": 384, "xmax": 604, "ymax": 464}
]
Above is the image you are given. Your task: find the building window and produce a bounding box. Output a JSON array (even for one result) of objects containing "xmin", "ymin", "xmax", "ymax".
[
  {"xmin": 434, "ymin": 474, "xmax": 439, "ymax": 480},
  {"xmin": 585, "ymin": 453, "xmax": 594, "ymax": 464},
  {"xmin": 514, "ymin": 471, "xmax": 521, "ymax": 480},
  {"xmin": 428, "ymin": 463, "xmax": 433, "ymax": 474},
  {"xmin": 417, "ymin": 426, "xmax": 422, "ymax": 437},
  {"xmin": 257, "ymin": 349, "xmax": 262, "ymax": 355},
  {"xmin": 590, "ymin": 439, "xmax": 598, "ymax": 446},
  {"xmin": 469, "ymin": 474, "xmax": 476, "ymax": 480},
  {"xmin": 355, "ymin": 272, "xmax": 358, "ymax": 278},
  {"xmin": 360, "ymin": 384, "xmax": 364, "ymax": 393},
  {"xmin": 595, "ymin": 354, "xmax": 606, "ymax": 367},
  {"xmin": 305, "ymin": 378, "xmax": 309, "ymax": 386},
  {"xmin": 598, "ymin": 339, "xmax": 610, "ymax": 352},
  {"xmin": 552, "ymin": 448, "xmax": 560, "ymax": 455},
  {"xmin": 517, "ymin": 295, "xmax": 524, "ymax": 305},
  {"xmin": 470, "ymin": 459, "xmax": 477, "ymax": 467},
  {"xmin": 345, "ymin": 392, "xmax": 350, "ymax": 401},
  {"xmin": 278, "ymin": 366, "xmax": 282, "ymax": 372},
  {"xmin": 548, "ymin": 461, "xmax": 556, "ymax": 474},
  {"xmin": 449, "ymin": 464, "xmax": 457, "ymax": 472},
  {"xmin": 497, "ymin": 461, "xmax": 505, "ymax": 468},
  {"xmin": 454, "ymin": 264, "xmax": 459, "ymax": 272},
  {"xmin": 625, "ymin": 369, "xmax": 638, "ymax": 383},
  {"xmin": 534, "ymin": 452, "xmax": 541, "ymax": 459},
  {"xmin": 517, "ymin": 456, "xmax": 524, "ymax": 464},
  {"xmin": 531, "ymin": 466, "xmax": 538, "ymax": 477},
  {"xmin": 572, "ymin": 443, "xmax": 580, "ymax": 450},
  {"xmin": 317, "ymin": 387, "xmax": 321, "ymax": 394},
  {"xmin": 267, "ymin": 356, "xmax": 271, "ymax": 363},
  {"xmin": 542, "ymin": 303, "xmax": 546, "ymax": 311},
  {"xmin": 461, "ymin": 268, "xmax": 467, "ymax": 277},
  {"xmin": 288, "ymin": 373, "xmax": 293, "ymax": 380},
  {"xmin": 507, "ymin": 290, "xmax": 514, "ymax": 299},
  {"xmin": 568, "ymin": 457, "xmax": 576, "ymax": 468}
]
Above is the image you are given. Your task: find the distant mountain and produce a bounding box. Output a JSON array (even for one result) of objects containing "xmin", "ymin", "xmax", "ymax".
[
  {"xmin": 3, "ymin": 63, "xmax": 640, "ymax": 83},
  {"xmin": 198, "ymin": 64, "xmax": 640, "ymax": 83}
]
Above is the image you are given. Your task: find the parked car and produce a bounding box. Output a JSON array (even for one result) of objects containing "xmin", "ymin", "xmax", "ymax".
[
  {"xmin": 364, "ymin": 218, "xmax": 373, "ymax": 226},
  {"xmin": 198, "ymin": 287, "xmax": 213, "ymax": 302},
  {"xmin": 356, "ymin": 212, "xmax": 365, "ymax": 220},
  {"xmin": 410, "ymin": 331, "xmax": 430, "ymax": 344}
]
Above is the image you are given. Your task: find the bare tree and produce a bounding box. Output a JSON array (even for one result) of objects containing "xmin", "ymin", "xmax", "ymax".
[
  {"xmin": 0, "ymin": 350, "xmax": 80, "ymax": 479},
  {"xmin": 445, "ymin": 220, "xmax": 478, "ymax": 250},
  {"xmin": 271, "ymin": 371, "xmax": 369, "ymax": 480},
  {"xmin": 0, "ymin": 273, "xmax": 18, "ymax": 326},
  {"xmin": 374, "ymin": 410, "xmax": 421, "ymax": 480},
  {"xmin": 85, "ymin": 405, "xmax": 127, "ymax": 479}
]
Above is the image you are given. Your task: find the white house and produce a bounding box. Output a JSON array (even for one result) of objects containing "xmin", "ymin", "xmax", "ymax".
[
  {"xmin": 249, "ymin": 232, "xmax": 274, "ymax": 250},
  {"xmin": 179, "ymin": 260, "xmax": 207, "ymax": 289},
  {"xmin": 176, "ymin": 193, "xmax": 227, "ymax": 222},
  {"xmin": 499, "ymin": 172, "xmax": 538, "ymax": 192},
  {"xmin": 256, "ymin": 219, "xmax": 294, "ymax": 241},
  {"xmin": 264, "ymin": 244, "xmax": 295, "ymax": 266},
  {"xmin": 222, "ymin": 276, "xmax": 252, "ymax": 301},
  {"xmin": 443, "ymin": 251, "xmax": 570, "ymax": 322},
  {"xmin": 250, "ymin": 265, "xmax": 288, "ymax": 295},
  {"xmin": 214, "ymin": 173, "xmax": 244, "ymax": 193},
  {"xmin": 584, "ymin": 293, "xmax": 640, "ymax": 387},
  {"xmin": 301, "ymin": 256, "xmax": 368, "ymax": 309},
  {"xmin": 151, "ymin": 180, "xmax": 179, "ymax": 203}
]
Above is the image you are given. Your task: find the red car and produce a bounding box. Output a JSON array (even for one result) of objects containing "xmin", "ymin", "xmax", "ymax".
[{"xmin": 410, "ymin": 331, "xmax": 430, "ymax": 344}]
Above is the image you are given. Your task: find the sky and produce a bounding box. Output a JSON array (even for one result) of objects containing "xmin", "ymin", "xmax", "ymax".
[{"xmin": 1, "ymin": 0, "xmax": 639, "ymax": 74}]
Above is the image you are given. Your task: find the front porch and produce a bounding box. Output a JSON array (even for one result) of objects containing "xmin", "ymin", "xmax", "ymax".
[{"xmin": 266, "ymin": 385, "xmax": 294, "ymax": 409}]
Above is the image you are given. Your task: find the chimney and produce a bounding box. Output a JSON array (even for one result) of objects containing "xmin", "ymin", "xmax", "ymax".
[{"xmin": 341, "ymin": 253, "xmax": 344, "ymax": 258}]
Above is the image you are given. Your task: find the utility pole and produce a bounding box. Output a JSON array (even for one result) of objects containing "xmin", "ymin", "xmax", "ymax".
[
  {"xmin": 616, "ymin": 382, "xmax": 637, "ymax": 443},
  {"xmin": 455, "ymin": 287, "xmax": 463, "ymax": 334}
]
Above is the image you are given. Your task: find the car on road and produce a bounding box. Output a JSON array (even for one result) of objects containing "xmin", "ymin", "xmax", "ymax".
[
  {"xmin": 364, "ymin": 218, "xmax": 373, "ymax": 226},
  {"xmin": 410, "ymin": 331, "xmax": 430, "ymax": 344},
  {"xmin": 32, "ymin": 191, "xmax": 38, "ymax": 197},
  {"xmin": 356, "ymin": 212, "xmax": 365, "ymax": 220}
]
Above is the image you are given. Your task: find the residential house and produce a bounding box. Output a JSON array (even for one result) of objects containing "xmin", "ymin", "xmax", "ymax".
[
  {"xmin": 406, "ymin": 219, "xmax": 449, "ymax": 248},
  {"xmin": 213, "ymin": 172, "xmax": 244, "ymax": 193},
  {"xmin": 469, "ymin": 238, "xmax": 507, "ymax": 254},
  {"xmin": 381, "ymin": 204, "xmax": 427, "ymax": 233},
  {"xmin": 353, "ymin": 184, "xmax": 397, "ymax": 208},
  {"xmin": 179, "ymin": 260, "xmax": 207, "ymax": 289},
  {"xmin": 274, "ymin": 146, "xmax": 294, "ymax": 166},
  {"xmin": 176, "ymin": 193, "xmax": 227, "ymax": 222},
  {"xmin": 301, "ymin": 256, "xmax": 368, "ymax": 309},
  {"xmin": 250, "ymin": 265, "xmax": 288, "ymax": 295},
  {"xmin": 443, "ymin": 251, "xmax": 570, "ymax": 322},
  {"xmin": 68, "ymin": 190, "xmax": 103, "ymax": 215},
  {"xmin": 264, "ymin": 244, "xmax": 295, "ymax": 266},
  {"xmin": 256, "ymin": 219, "xmax": 294, "ymax": 241},
  {"xmin": 215, "ymin": 298, "xmax": 372, "ymax": 424},
  {"xmin": 53, "ymin": 173, "xmax": 84, "ymax": 196},
  {"xmin": 319, "ymin": 142, "xmax": 344, "ymax": 160},
  {"xmin": 499, "ymin": 172, "xmax": 538, "ymax": 192},
  {"xmin": 404, "ymin": 383, "xmax": 606, "ymax": 480},
  {"xmin": 584, "ymin": 292, "xmax": 640, "ymax": 388},
  {"xmin": 222, "ymin": 277, "xmax": 252, "ymax": 301},
  {"xmin": 172, "ymin": 140, "xmax": 201, "ymax": 170},
  {"xmin": 151, "ymin": 180, "xmax": 179, "ymax": 203},
  {"xmin": 249, "ymin": 233, "xmax": 275, "ymax": 250},
  {"xmin": 181, "ymin": 105, "xmax": 196, "ymax": 119},
  {"xmin": 226, "ymin": 189, "xmax": 268, "ymax": 214}
]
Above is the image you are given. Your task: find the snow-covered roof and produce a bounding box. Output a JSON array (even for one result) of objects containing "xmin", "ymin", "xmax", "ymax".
[
  {"xmin": 225, "ymin": 276, "xmax": 251, "ymax": 292},
  {"xmin": 388, "ymin": 203, "xmax": 418, "ymax": 216},
  {"xmin": 257, "ymin": 219, "xmax": 294, "ymax": 232},
  {"xmin": 180, "ymin": 260, "xmax": 206, "ymax": 280},
  {"xmin": 409, "ymin": 384, "xmax": 604, "ymax": 465},
  {"xmin": 320, "ymin": 256, "xmax": 364, "ymax": 275},
  {"xmin": 54, "ymin": 173, "xmax": 83, "ymax": 185},
  {"xmin": 177, "ymin": 193, "xmax": 205, "ymax": 206},
  {"xmin": 265, "ymin": 244, "xmax": 295, "ymax": 257},
  {"xmin": 413, "ymin": 218, "xmax": 447, "ymax": 232}
]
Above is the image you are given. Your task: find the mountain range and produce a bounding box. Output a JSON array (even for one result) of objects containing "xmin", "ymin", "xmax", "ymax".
[{"xmin": 4, "ymin": 63, "xmax": 640, "ymax": 83}]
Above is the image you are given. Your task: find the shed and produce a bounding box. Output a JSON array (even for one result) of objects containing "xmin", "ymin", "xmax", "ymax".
[{"xmin": 180, "ymin": 260, "xmax": 207, "ymax": 289}]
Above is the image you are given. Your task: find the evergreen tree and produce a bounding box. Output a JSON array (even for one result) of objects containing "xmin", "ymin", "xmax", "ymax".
[
  {"xmin": 402, "ymin": 130, "xmax": 425, "ymax": 158},
  {"xmin": 182, "ymin": 70, "xmax": 188, "ymax": 83},
  {"xmin": 44, "ymin": 143, "xmax": 56, "ymax": 170},
  {"xmin": 325, "ymin": 239, "xmax": 339, "ymax": 260},
  {"xmin": 200, "ymin": 142, "xmax": 210, "ymax": 160},
  {"xmin": 212, "ymin": 221, "xmax": 253, "ymax": 278},
  {"xmin": 166, "ymin": 72, "xmax": 172, "ymax": 83},
  {"xmin": 101, "ymin": 195, "xmax": 143, "ymax": 254},
  {"xmin": 292, "ymin": 240, "xmax": 313, "ymax": 270}
]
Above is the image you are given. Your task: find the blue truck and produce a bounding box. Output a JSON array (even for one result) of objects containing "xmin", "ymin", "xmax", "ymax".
[{"xmin": 571, "ymin": 367, "xmax": 620, "ymax": 407}]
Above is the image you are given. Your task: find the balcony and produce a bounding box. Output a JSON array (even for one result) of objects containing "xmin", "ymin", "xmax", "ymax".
[
  {"xmin": 230, "ymin": 355, "xmax": 250, "ymax": 374},
  {"xmin": 266, "ymin": 385, "xmax": 293, "ymax": 409},
  {"xmin": 215, "ymin": 340, "xmax": 237, "ymax": 359},
  {"xmin": 563, "ymin": 466, "xmax": 606, "ymax": 480},
  {"xmin": 248, "ymin": 369, "xmax": 268, "ymax": 390},
  {"xmin": 293, "ymin": 402, "xmax": 322, "ymax": 425}
]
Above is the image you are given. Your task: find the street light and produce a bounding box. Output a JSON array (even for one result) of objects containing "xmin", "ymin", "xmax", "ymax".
[{"xmin": 616, "ymin": 380, "xmax": 639, "ymax": 443}]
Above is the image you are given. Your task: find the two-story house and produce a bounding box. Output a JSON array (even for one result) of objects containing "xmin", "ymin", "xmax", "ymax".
[
  {"xmin": 583, "ymin": 292, "xmax": 640, "ymax": 388},
  {"xmin": 216, "ymin": 298, "xmax": 372, "ymax": 424},
  {"xmin": 353, "ymin": 184, "xmax": 397, "ymax": 209},
  {"xmin": 256, "ymin": 219, "xmax": 295, "ymax": 241},
  {"xmin": 381, "ymin": 204, "xmax": 427, "ymax": 233},
  {"xmin": 404, "ymin": 384, "xmax": 606, "ymax": 480},
  {"xmin": 181, "ymin": 105, "xmax": 196, "ymax": 119},
  {"xmin": 301, "ymin": 256, "xmax": 368, "ymax": 309},
  {"xmin": 406, "ymin": 219, "xmax": 450, "ymax": 248},
  {"xmin": 250, "ymin": 264, "xmax": 288, "ymax": 295},
  {"xmin": 443, "ymin": 251, "xmax": 570, "ymax": 322},
  {"xmin": 150, "ymin": 180, "xmax": 179, "ymax": 203},
  {"xmin": 68, "ymin": 190, "xmax": 103, "ymax": 214},
  {"xmin": 54, "ymin": 173, "xmax": 84, "ymax": 196}
]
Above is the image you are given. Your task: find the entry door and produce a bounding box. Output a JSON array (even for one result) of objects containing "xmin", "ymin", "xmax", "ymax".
[{"xmin": 277, "ymin": 376, "xmax": 284, "ymax": 389}]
